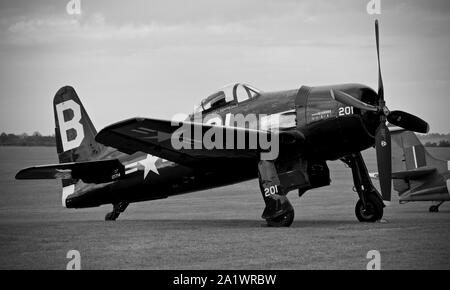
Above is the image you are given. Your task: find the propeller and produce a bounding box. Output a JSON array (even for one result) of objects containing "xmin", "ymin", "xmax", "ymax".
[
  {"xmin": 330, "ymin": 20, "xmax": 429, "ymax": 203},
  {"xmin": 330, "ymin": 90, "xmax": 429, "ymax": 134}
]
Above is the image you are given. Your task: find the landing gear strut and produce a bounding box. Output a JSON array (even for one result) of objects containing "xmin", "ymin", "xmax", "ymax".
[
  {"xmin": 105, "ymin": 202, "xmax": 129, "ymax": 221},
  {"xmin": 429, "ymin": 201, "xmax": 444, "ymax": 212},
  {"xmin": 258, "ymin": 160, "xmax": 294, "ymax": 227},
  {"xmin": 341, "ymin": 152, "xmax": 384, "ymax": 222}
]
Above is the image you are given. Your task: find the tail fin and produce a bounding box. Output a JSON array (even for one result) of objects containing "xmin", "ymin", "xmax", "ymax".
[
  {"xmin": 53, "ymin": 86, "xmax": 107, "ymax": 205},
  {"xmin": 391, "ymin": 129, "xmax": 447, "ymax": 172},
  {"xmin": 391, "ymin": 129, "xmax": 448, "ymax": 196},
  {"xmin": 53, "ymin": 86, "xmax": 105, "ymax": 163}
]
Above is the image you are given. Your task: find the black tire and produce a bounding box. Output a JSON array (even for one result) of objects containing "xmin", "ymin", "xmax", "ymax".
[
  {"xmin": 266, "ymin": 210, "xmax": 294, "ymax": 227},
  {"xmin": 429, "ymin": 205, "xmax": 439, "ymax": 213},
  {"xmin": 355, "ymin": 192, "xmax": 384, "ymax": 222}
]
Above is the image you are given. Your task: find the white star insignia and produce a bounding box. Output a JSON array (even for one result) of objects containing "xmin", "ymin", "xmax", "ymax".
[{"xmin": 138, "ymin": 154, "xmax": 159, "ymax": 178}]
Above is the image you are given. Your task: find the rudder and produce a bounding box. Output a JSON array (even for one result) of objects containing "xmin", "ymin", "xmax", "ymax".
[
  {"xmin": 391, "ymin": 129, "xmax": 448, "ymax": 196},
  {"xmin": 53, "ymin": 86, "xmax": 105, "ymax": 163},
  {"xmin": 391, "ymin": 129, "xmax": 446, "ymax": 172}
]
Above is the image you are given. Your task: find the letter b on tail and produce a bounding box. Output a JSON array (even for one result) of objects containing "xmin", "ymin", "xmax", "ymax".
[{"xmin": 56, "ymin": 99, "xmax": 85, "ymax": 152}]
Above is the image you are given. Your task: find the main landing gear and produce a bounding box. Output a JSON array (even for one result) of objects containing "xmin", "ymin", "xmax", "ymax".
[
  {"xmin": 258, "ymin": 160, "xmax": 295, "ymax": 227},
  {"xmin": 429, "ymin": 201, "xmax": 444, "ymax": 212},
  {"xmin": 341, "ymin": 152, "xmax": 384, "ymax": 222},
  {"xmin": 105, "ymin": 202, "xmax": 129, "ymax": 221}
]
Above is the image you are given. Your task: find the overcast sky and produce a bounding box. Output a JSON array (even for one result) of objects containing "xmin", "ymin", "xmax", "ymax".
[{"xmin": 0, "ymin": 0, "xmax": 449, "ymax": 135}]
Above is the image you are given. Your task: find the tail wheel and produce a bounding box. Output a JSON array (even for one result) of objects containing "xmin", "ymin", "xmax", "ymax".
[
  {"xmin": 429, "ymin": 205, "xmax": 439, "ymax": 213},
  {"xmin": 355, "ymin": 192, "xmax": 384, "ymax": 222},
  {"xmin": 266, "ymin": 210, "xmax": 294, "ymax": 227},
  {"xmin": 105, "ymin": 212, "xmax": 119, "ymax": 221}
]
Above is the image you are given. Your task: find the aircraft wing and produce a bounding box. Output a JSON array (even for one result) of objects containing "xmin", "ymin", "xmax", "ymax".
[
  {"xmin": 15, "ymin": 159, "xmax": 124, "ymax": 184},
  {"xmin": 95, "ymin": 117, "xmax": 301, "ymax": 168}
]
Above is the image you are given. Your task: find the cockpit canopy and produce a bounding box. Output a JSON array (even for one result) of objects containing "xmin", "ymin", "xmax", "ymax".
[{"xmin": 194, "ymin": 83, "xmax": 261, "ymax": 114}]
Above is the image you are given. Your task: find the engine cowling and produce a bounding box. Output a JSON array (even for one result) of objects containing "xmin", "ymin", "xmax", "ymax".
[{"xmin": 301, "ymin": 115, "xmax": 374, "ymax": 160}]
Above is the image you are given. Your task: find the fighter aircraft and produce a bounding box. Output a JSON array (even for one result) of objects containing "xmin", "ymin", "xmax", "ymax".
[
  {"xmin": 15, "ymin": 21, "xmax": 430, "ymax": 226},
  {"xmin": 382, "ymin": 129, "xmax": 449, "ymax": 212}
]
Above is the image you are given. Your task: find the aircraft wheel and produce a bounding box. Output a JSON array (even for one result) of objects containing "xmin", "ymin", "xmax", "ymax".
[
  {"xmin": 266, "ymin": 210, "xmax": 294, "ymax": 227},
  {"xmin": 429, "ymin": 205, "xmax": 439, "ymax": 213},
  {"xmin": 355, "ymin": 192, "xmax": 383, "ymax": 222},
  {"xmin": 105, "ymin": 212, "xmax": 118, "ymax": 221}
]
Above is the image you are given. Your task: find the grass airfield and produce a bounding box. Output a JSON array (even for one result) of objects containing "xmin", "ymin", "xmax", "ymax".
[{"xmin": 1, "ymin": 146, "xmax": 449, "ymax": 269}]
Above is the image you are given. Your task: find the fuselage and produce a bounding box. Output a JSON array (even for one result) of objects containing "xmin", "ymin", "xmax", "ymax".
[{"xmin": 66, "ymin": 83, "xmax": 381, "ymax": 208}]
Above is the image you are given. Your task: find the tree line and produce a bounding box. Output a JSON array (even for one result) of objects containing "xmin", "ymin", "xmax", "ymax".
[
  {"xmin": 0, "ymin": 132, "xmax": 55, "ymax": 146},
  {"xmin": 424, "ymin": 140, "xmax": 450, "ymax": 148}
]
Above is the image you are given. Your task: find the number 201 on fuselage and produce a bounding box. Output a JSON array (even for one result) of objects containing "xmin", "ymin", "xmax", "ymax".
[{"xmin": 339, "ymin": 106, "xmax": 354, "ymax": 116}]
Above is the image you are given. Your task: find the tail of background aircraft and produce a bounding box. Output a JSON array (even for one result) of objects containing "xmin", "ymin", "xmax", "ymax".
[
  {"xmin": 391, "ymin": 128, "xmax": 449, "ymax": 198},
  {"xmin": 53, "ymin": 86, "xmax": 105, "ymax": 163}
]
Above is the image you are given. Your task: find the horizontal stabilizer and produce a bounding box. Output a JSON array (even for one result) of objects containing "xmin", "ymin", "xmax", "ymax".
[
  {"xmin": 369, "ymin": 167, "xmax": 436, "ymax": 180},
  {"xmin": 391, "ymin": 167, "xmax": 436, "ymax": 180},
  {"xmin": 15, "ymin": 159, "xmax": 124, "ymax": 184}
]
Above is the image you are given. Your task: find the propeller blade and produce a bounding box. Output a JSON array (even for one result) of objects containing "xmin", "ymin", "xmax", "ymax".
[
  {"xmin": 330, "ymin": 90, "xmax": 378, "ymax": 112},
  {"xmin": 375, "ymin": 122, "xmax": 391, "ymax": 202},
  {"xmin": 387, "ymin": 110, "xmax": 430, "ymax": 134},
  {"xmin": 375, "ymin": 20, "xmax": 384, "ymax": 102}
]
